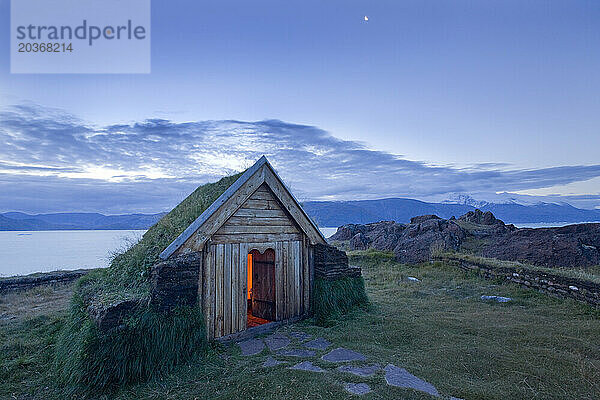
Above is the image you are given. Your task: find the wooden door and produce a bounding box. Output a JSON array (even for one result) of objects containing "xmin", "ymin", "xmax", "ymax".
[{"xmin": 250, "ymin": 248, "xmax": 276, "ymax": 321}]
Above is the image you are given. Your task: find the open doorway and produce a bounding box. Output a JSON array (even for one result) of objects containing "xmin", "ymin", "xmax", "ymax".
[{"xmin": 247, "ymin": 248, "xmax": 275, "ymax": 328}]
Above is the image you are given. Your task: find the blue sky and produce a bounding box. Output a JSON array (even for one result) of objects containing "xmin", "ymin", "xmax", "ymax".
[{"xmin": 0, "ymin": 1, "xmax": 599, "ymax": 213}]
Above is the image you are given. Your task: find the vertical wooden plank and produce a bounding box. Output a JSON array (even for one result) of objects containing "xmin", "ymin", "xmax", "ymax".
[
  {"xmin": 239, "ymin": 243, "xmax": 248, "ymax": 331},
  {"xmin": 231, "ymin": 243, "xmax": 239, "ymax": 333},
  {"xmin": 275, "ymin": 241, "xmax": 284, "ymax": 320},
  {"xmin": 198, "ymin": 250, "xmax": 204, "ymax": 313},
  {"xmin": 224, "ymin": 243, "xmax": 232, "ymax": 336},
  {"xmin": 206, "ymin": 246, "xmax": 215, "ymax": 340},
  {"xmin": 302, "ymin": 237, "xmax": 309, "ymax": 316},
  {"xmin": 294, "ymin": 240, "xmax": 301, "ymax": 317},
  {"xmin": 308, "ymin": 246, "xmax": 314, "ymax": 316},
  {"xmin": 215, "ymin": 244, "xmax": 224, "ymax": 338},
  {"xmin": 203, "ymin": 248, "xmax": 210, "ymax": 340},
  {"xmin": 286, "ymin": 241, "xmax": 295, "ymax": 318},
  {"xmin": 281, "ymin": 241, "xmax": 288, "ymax": 319}
]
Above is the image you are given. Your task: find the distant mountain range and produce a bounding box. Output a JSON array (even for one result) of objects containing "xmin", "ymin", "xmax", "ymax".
[
  {"xmin": 0, "ymin": 212, "xmax": 166, "ymax": 231},
  {"xmin": 2, "ymin": 198, "xmax": 600, "ymax": 231},
  {"xmin": 302, "ymin": 198, "xmax": 600, "ymax": 227}
]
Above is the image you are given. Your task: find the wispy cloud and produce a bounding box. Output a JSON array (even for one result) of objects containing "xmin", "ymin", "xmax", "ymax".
[{"xmin": 1, "ymin": 103, "xmax": 599, "ymax": 213}]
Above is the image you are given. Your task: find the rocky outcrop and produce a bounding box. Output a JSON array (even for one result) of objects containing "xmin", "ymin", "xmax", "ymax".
[
  {"xmin": 458, "ymin": 209, "xmax": 503, "ymax": 225},
  {"xmin": 331, "ymin": 221, "xmax": 405, "ymax": 252},
  {"xmin": 480, "ymin": 223, "xmax": 600, "ymax": 268},
  {"xmin": 331, "ymin": 209, "xmax": 600, "ymax": 268},
  {"xmin": 313, "ymin": 243, "xmax": 361, "ymax": 279},
  {"xmin": 331, "ymin": 215, "xmax": 465, "ymax": 264},
  {"xmin": 349, "ymin": 233, "xmax": 370, "ymax": 250},
  {"xmin": 410, "ymin": 214, "xmax": 441, "ymax": 224},
  {"xmin": 393, "ymin": 216, "xmax": 466, "ymax": 264}
]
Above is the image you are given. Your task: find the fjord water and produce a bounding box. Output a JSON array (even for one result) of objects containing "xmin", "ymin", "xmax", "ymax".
[
  {"xmin": 0, "ymin": 228, "xmax": 337, "ymax": 277},
  {"xmin": 0, "ymin": 230, "xmax": 145, "ymax": 277}
]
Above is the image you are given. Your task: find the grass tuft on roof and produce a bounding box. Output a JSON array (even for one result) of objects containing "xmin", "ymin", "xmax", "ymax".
[{"xmin": 78, "ymin": 172, "xmax": 243, "ymax": 307}]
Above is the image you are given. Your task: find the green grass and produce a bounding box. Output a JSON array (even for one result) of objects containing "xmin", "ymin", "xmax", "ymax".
[
  {"xmin": 55, "ymin": 301, "xmax": 207, "ymax": 393},
  {"xmin": 2, "ymin": 250, "xmax": 600, "ymax": 399},
  {"xmin": 312, "ymin": 276, "xmax": 370, "ymax": 326},
  {"xmin": 437, "ymin": 251, "xmax": 600, "ymax": 284},
  {"xmin": 52, "ymin": 172, "xmax": 243, "ymax": 392}
]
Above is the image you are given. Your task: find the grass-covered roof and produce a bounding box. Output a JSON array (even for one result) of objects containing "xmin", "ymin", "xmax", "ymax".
[{"xmin": 79, "ymin": 172, "xmax": 243, "ymax": 307}]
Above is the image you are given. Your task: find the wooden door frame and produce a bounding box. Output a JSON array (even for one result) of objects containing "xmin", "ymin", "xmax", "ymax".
[{"xmin": 246, "ymin": 242, "xmax": 278, "ymax": 320}]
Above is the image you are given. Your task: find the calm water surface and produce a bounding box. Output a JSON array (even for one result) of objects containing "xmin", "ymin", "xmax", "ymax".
[
  {"xmin": 0, "ymin": 230, "xmax": 145, "ymax": 277},
  {"xmin": 1, "ymin": 228, "xmax": 337, "ymax": 277}
]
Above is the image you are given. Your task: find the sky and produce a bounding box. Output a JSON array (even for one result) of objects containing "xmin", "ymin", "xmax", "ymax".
[{"xmin": 0, "ymin": 0, "xmax": 599, "ymax": 214}]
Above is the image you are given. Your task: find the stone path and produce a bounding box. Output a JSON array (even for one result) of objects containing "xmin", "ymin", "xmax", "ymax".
[
  {"xmin": 238, "ymin": 338, "xmax": 265, "ymax": 356},
  {"xmin": 384, "ymin": 364, "xmax": 440, "ymax": 397},
  {"xmin": 265, "ymin": 332, "xmax": 291, "ymax": 351},
  {"xmin": 303, "ymin": 337, "xmax": 331, "ymax": 350},
  {"xmin": 344, "ymin": 382, "xmax": 372, "ymax": 395},
  {"xmin": 289, "ymin": 361, "xmax": 324, "ymax": 372},
  {"xmin": 236, "ymin": 329, "xmax": 457, "ymax": 398},
  {"xmin": 277, "ymin": 349, "xmax": 316, "ymax": 357},
  {"xmin": 263, "ymin": 356, "xmax": 286, "ymax": 367},
  {"xmin": 322, "ymin": 347, "xmax": 367, "ymax": 362},
  {"xmin": 337, "ymin": 364, "xmax": 380, "ymax": 377},
  {"xmin": 289, "ymin": 331, "xmax": 311, "ymax": 341}
]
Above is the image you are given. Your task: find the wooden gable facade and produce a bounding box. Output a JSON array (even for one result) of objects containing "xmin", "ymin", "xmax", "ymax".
[{"xmin": 159, "ymin": 156, "xmax": 326, "ymax": 340}]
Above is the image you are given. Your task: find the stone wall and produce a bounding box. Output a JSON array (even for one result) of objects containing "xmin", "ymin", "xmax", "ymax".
[
  {"xmin": 89, "ymin": 252, "xmax": 202, "ymax": 331},
  {"xmin": 0, "ymin": 269, "xmax": 92, "ymax": 293},
  {"xmin": 313, "ymin": 243, "xmax": 361, "ymax": 280},
  {"xmin": 150, "ymin": 251, "xmax": 201, "ymax": 312},
  {"xmin": 442, "ymin": 255, "xmax": 600, "ymax": 308}
]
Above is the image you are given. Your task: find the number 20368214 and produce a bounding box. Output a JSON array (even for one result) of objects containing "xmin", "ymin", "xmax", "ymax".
[{"xmin": 18, "ymin": 42, "xmax": 73, "ymax": 52}]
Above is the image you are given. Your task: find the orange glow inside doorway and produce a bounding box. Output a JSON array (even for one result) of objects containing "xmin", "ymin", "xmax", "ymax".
[{"xmin": 247, "ymin": 253, "xmax": 253, "ymax": 299}]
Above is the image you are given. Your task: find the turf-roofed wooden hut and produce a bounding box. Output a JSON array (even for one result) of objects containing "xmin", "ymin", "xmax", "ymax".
[
  {"xmin": 159, "ymin": 155, "xmax": 327, "ymax": 339},
  {"xmin": 56, "ymin": 156, "xmax": 366, "ymax": 391}
]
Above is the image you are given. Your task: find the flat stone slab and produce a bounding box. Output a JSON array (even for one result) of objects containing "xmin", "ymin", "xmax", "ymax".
[
  {"xmin": 337, "ymin": 364, "xmax": 380, "ymax": 377},
  {"xmin": 277, "ymin": 349, "xmax": 316, "ymax": 357},
  {"xmin": 289, "ymin": 331, "xmax": 312, "ymax": 341},
  {"xmin": 322, "ymin": 347, "xmax": 367, "ymax": 363},
  {"xmin": 384, "ymin": 364, "xmax": 440, "ymax": 397},
  {"xmin": 481, "ymin": 295, "xmax": 511, "ymax": 303},
  {"xmin": 264, "ymin": 333, "xmax": 291, "ymax": 351},
  {"xmin": 238, "ymin": 338, "xmax": 265, "ymax": 356},
  {"xmin": 344, "ymin": 382, "xmax": 372, "ymax": 395},
  {"xmin": 303, "ymin": 337, "xmax": 331, "ymax": 350},
  {"xmin": 289, "ymin": 361, "xmax": 325, "ymax": 372},
  {"xmin": 263, "ymin": 356, "xmax": 286, "ymax": 367}
]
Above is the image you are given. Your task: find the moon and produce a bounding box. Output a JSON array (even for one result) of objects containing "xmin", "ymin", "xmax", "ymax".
[{"xmin": 364, "ymin": 16, "xmax": 369, "ymax": 22}]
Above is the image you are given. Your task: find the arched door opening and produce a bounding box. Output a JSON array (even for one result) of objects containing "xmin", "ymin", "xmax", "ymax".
[{"xmin": 247, "ymin": 248, "xmax": 275, "ymax": 328}]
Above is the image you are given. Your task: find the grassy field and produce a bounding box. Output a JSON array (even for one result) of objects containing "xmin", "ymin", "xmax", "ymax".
[{"xmin": 1, "ymin": 251, "xmax": 599, "ymax": 399}]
